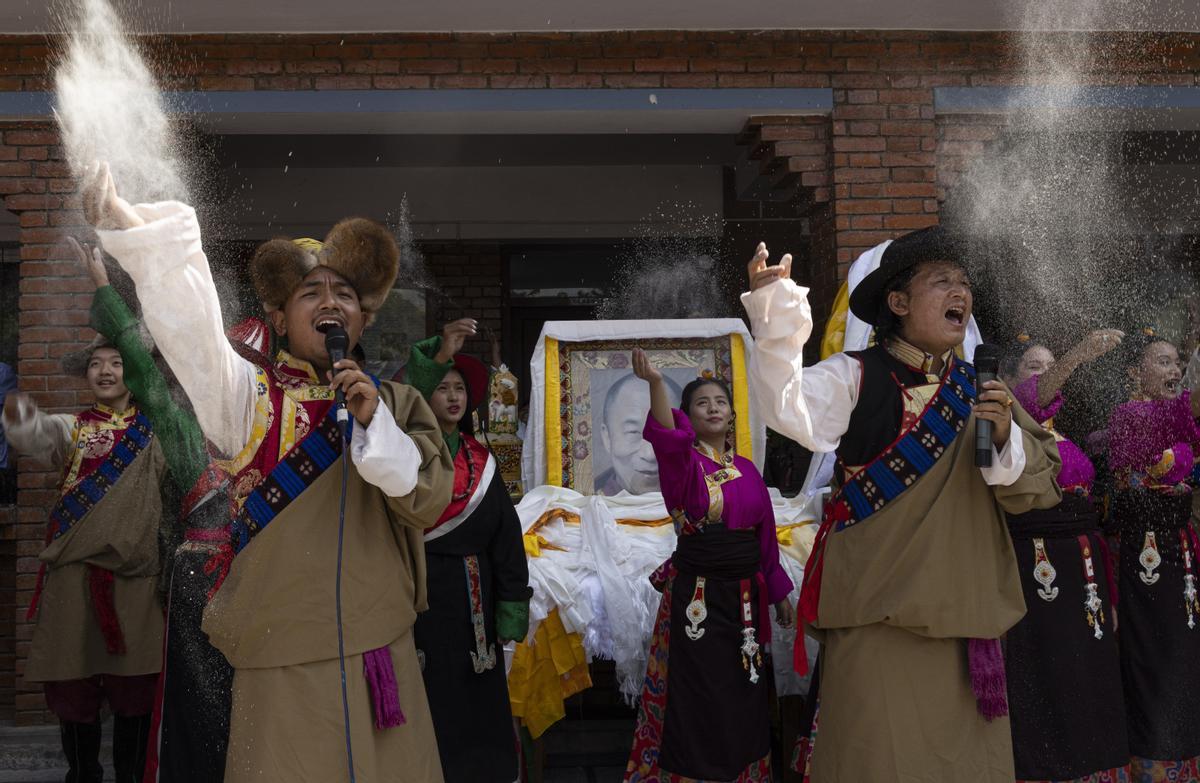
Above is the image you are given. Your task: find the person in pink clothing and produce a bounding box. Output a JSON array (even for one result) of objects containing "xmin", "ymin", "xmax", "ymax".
[
  {"xmin": 999, "ymin": 329, "xmax": 1130, "ymax": 783},
  {"xmin": 624, "ymin": 348, "xmax": 794, "ymax": 783},
  {"xmin": 1106, "ymin": 329, "xmax": 1200, "ymax": 781}
]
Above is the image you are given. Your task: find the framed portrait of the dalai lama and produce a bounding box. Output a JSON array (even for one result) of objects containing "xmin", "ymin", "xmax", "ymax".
[{"xmin": 521, "ymin": 320, "xmax": 764, "ymax": 496}]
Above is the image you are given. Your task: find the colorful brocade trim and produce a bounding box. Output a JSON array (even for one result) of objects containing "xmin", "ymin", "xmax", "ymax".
[
  {"xmin": 624, "ymin": 572, "xmax": 674, "ymax": 783},
  {"xmin": 1019, "ymin": 762, "xmax": 1131, "ymax": 782},
  {"xmin": 48, "ymin": 412, "xmax": 154, "ymax": 541},
  {"xmin": 464, "ymin": 554, "xmax": 497, "ymax": 674},
  {"xmin": 828, "ymin": 359, "xmax": 975, "ymax": 531},
  {"xmin": 1130, "ymin": 755, "xmax": 1200, "ymax": 782}
]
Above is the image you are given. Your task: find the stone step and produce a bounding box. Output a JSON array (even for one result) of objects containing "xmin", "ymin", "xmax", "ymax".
[{"xmin": 0, "ymin": 722, "xmax": 116, "ymax": 783}]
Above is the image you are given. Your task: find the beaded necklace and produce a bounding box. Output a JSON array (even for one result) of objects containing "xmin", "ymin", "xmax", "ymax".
[{"xmin": 452, "ymin": 443, "xmax": 479, "ymax": 503}]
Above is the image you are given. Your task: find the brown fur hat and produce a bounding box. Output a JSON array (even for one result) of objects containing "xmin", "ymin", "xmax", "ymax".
[{"xmin": 249, "ymin": 218, "xmax": 400, "ymax": 314}]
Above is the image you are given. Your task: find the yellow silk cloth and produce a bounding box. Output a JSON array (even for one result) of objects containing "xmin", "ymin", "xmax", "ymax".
[{"xmin": 507, "ymin": 608, "xmax": 593, "ymax": 739}]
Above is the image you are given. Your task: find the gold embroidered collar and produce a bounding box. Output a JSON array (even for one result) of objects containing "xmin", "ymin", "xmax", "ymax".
[
  {"xmin": 886, "ymin": 337, "xmax": 953, "ymax": 379},
  {"xmin": 92, "ymin": 402, "xmax": 137, "ymax": 423},
  {"xmin": 275, "ymin": 350, "xmax": 322, "ymax": 383}
]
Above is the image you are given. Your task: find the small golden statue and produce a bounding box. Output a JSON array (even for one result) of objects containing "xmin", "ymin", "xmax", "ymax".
[{"xmin": 485, "ymin": 363, "xmax": 524, "ymax": 497}]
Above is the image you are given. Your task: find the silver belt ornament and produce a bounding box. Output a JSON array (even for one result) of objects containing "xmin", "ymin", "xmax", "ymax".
[
  {"xmin": 1139, "ymin": 531, "xmax": 1162, "ymax": 585},
  {"xmin": 1182, "ymin": 531, "xmax": 1199, "ymax": 630},
  {"xmin": 739, "ymin": 583, "xmax": 762, "ymax": 685},
  {"xmin": 1079, "ymin": 538, "xmax": 1104, "ymax": 640},
  {"xmin": 463, "ymin": 555, "xmax": 497, "ymax": 673},
  {"xmin": 685, "ymin": 577, "xmax": 708, "ymax": 641},
  {"xmin": 1032, "ymin": 538, "xmax": 1059, "ymax": 602}
]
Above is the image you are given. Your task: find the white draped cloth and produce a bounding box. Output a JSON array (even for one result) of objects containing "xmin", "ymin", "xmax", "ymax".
[{"xmin": 514, "ymin": 485, "xmax": 820, "ymax": 699}]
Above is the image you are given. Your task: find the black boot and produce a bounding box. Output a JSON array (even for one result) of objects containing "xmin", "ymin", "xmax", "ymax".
[
  {"xmin": 59, "ymin": 720, "xmax": 103, "ymax": 783},
  {"xmin": 112, "ymin": 714, "xmax": 151, "ymax": 783}
]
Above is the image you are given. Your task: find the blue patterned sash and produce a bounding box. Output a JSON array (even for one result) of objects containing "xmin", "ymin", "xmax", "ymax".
[
  {"xmin": 831, "ymin": 360, "xmax": 976, "ymax": 532},
  {"xmin": 231, "ymin": 403, "xmax": 342, "ymax": 553},
  {"xmin": 48, "ymin": 413, "xmax": 154, "ymax": 540}
]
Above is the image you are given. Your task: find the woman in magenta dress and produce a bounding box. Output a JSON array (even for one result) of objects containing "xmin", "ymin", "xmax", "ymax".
[
  {"xmin": 1000, "ymin": 330, "xmax": 1130, "ymax": 783},
  {"xmin": 1107, "ymin": 329, "xmax": 1200, "ymax": 781},
  {"xmin": 624, "ymin": 348, "xmax": 794, "ymax": 783}
]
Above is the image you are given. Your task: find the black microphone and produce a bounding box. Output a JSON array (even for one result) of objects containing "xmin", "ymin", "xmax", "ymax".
[
  {"xmin": 974, "ymin": 343, "xmax": 1000, "ymax": 468},
  {"xmin": 324, "ymin": 326, "xmax": 350, "ymax": 424}
]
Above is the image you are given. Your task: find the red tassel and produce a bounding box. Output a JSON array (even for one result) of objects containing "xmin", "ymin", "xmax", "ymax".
[
  {"xmin": 88, "ymin": 566, "xmax": 126, "ymax": 655},
  {"xmin": 26, "ymin": 563, "xmax": 47, "ymax": 622},
  {"xmin": 794, "ymin": 513, "xmax": 836, "ymax": 675}
]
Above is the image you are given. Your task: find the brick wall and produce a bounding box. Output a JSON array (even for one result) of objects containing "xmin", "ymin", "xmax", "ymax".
[
  {"xmin": 422, "ymin": 244, "xmax": 505, "ymax": 360},
  {"xmin": 1, "ymin": 121, "xmax": 90, "ymax": 724},
  {"xmin": 2, "ymin": 28, "xmax": 1198, "ymax": 724}
]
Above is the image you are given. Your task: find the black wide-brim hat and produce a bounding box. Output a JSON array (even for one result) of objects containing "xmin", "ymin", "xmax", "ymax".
[{"xmin": 848, "ymin": 225, "xmax": 963, "ymax": 326}]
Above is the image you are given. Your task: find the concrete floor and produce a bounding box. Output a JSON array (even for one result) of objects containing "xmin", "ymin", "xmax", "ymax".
[{"xmin": 0, "ymin": 719, "xmax": 636, "ymax": 783}]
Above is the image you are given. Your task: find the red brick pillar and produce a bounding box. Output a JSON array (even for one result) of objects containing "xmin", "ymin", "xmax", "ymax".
[
  {"xmin": 737, "ymin": 115, "xmax": 837, "ymax": 353},
  {"xmin": 830, "ymin": 83, "xmax": 940, "ymax": 274},
  {"xmin": 3, "ymin": 122, "xmax": 89, "ymax": 725},
  {"xmin": 935, "ymin": 113, "xmax": 1012, "ymax": 203}
]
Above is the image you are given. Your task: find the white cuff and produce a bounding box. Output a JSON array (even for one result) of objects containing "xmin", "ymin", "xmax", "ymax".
[
  {"xmin": 739, "ymin": 278, "xmax": 812, "ymax": 341},
  {"xmin": 981, "ymin": 421, "xmax": 1027, "ymax": 487},
  {"xmin": 350, "ymin": 400, "xmax": 421, "ymax": 498},
  {"xmin": 95, "ymin": 202, "xmax": 202, "ymax": 285}
]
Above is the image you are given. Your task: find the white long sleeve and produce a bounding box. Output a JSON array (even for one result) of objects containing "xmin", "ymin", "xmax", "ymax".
[
  {"xmin": 95, "ymin": 202, "xmax": 257, "ymax": 459},
  {"xmin": 3, "ymin": 403, "xmax": 73, "ymax": 472},
  {"xmin": 741, "ymin": 277, "xmax": 1028, "ymax": 482},
  {"xmin": 979, "ymin": 420, "xmax": 1027, "ymax": 486},
  {"xmin": 350, "ymin": 400, "xmax": 422, "ymax": 498},
  {"xmin": 740, "ymin": 279, "xmax": 860, "ymax": 452}
]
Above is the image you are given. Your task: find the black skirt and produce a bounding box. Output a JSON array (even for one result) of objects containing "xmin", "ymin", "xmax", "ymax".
[
  {"xmin": 658, "ymin": 525, "xmax": 771, "ymax": 780},
  {"xmin": 1110, "ymin": 489, "xmax": 1200, "ymax": 762},
  {"xmin": 149, "ymin": 484, "xmax": 235, "ymax": 783},
  {"xmin": 1005, "ymin": 495, "xmax": 1128, "ymax": 780},
  {"xmin": 413, "ymin": 472, "xmax": 529, "ymax": 783}
]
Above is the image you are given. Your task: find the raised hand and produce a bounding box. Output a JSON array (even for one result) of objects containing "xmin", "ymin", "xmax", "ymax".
[
  {"xmin": 633, "ymin": 347, "xmax": 672, "ymax": 429},
  {"xmin": 1, "ymin": 391, "xmax": 35, "ymax": 426},
  {"xmin": 747, "ymin": 242, "xmax": 793, "ymax": 292},
  {"xmin": 66, "ymin": 236, "xmax": 108, "ymax": 289},
  {"xmin": 80, "ymin": 161, "xmax": 144, "ymax": 231},
  {"xmin": 631, "ymin": 347, "xmax": 663, "ymax": 383},
  {"xmin": 1075, "ymin": 328, "xmax": 1125, "ymax": 364},
  {"xmin": 434, "ymin": 318, "xmax": 477, "ymax": 364}
]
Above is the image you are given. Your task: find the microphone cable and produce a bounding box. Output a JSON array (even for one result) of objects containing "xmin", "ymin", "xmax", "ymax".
[
  {"xmin": 335, "ymin": 407, "xmax": 356, "ymax": 783},
  {"xmin": 322, "ymin": 325, "xmax": 358, "ymax": 783}
]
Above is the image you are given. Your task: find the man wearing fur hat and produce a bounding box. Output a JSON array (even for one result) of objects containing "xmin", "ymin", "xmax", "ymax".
[
  {"xmin": 741, "ymin": 227, "xmax": 1062, "ymax": 782},
  {"xmin": 80, "ymin": 162, "xmax": 453, "ymax": 783},
  {"xmin": 3, "ymin": 302, "xmax": 167, "ymax": 783}
]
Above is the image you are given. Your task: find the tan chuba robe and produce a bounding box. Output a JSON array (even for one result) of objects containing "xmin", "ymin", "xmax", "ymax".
[
  {"xmin": 9, "ymin": 410, "xmax": 166, "ymax": 684},
  {"xmin": 810, "ymin": 405, "xmax": 1061, "ymax": 783},
  {"xmin": 203, "ymin": 383, "xmax": 453, "ymax": 783}
]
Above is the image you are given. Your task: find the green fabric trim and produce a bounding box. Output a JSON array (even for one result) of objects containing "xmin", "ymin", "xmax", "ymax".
[
  {"xmin": 407, "ymin": 335, "xmax": 455, "ymax": 402},
  {"xmin": 443, "ymin": 429, "xmax": 461, "ymax": 456},
  {"xmin": 90, "ymin": 285, "xmax": 208, "ymax": 495},
  {"xmin": 495, "ymin": 599, "xmax": 530, "ymax": 643}
]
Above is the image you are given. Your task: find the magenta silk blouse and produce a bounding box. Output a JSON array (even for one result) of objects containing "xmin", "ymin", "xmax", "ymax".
[
  {"xmin": 1107, "ymin": 390, "xmax": 1200, "ymax": 486},
  {"xmin": 1014, "ymin": 375, "xmax": 1096, "ymax": 495},
  {"xmin": 642, "ymin": 409, "xmax": 794, "ymax": 604}
]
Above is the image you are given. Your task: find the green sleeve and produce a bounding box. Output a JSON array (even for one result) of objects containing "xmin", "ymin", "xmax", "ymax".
[
  {"xmin": 91, "ymin": 285, "xmax": 208, "ymax": 494},
  {"xmin": 407, "ymin": 335, "xmax": 454, "ymax": 402},
  {"xmin": 495, "ymin": 600, "xmax": 530, "ymax": 645}
]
